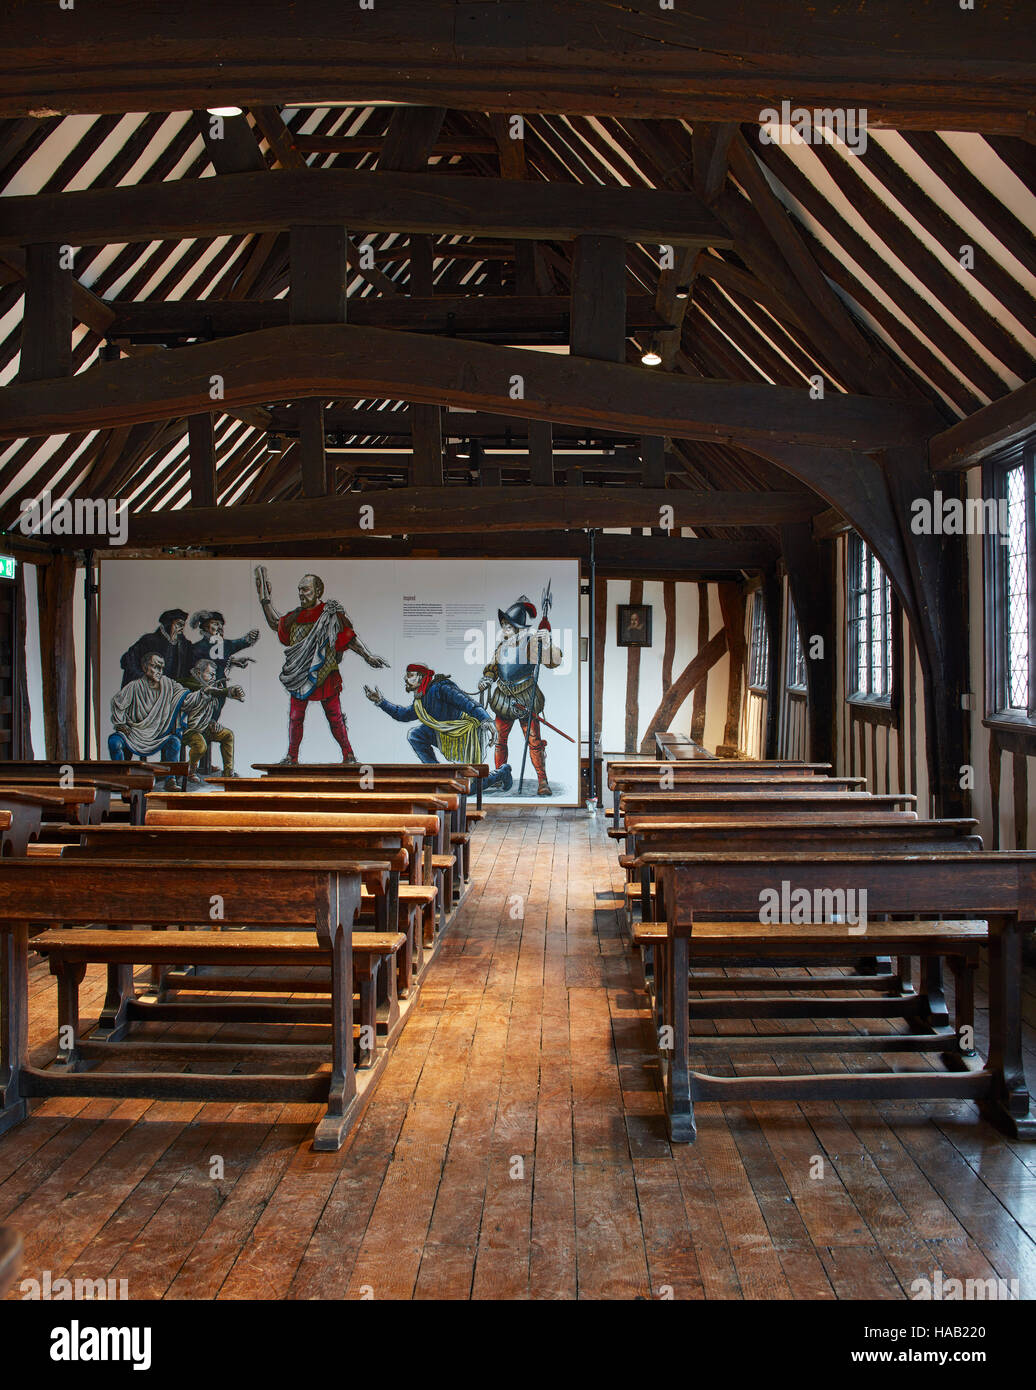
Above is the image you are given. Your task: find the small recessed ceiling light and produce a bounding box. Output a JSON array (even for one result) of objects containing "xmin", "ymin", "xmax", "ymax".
[
  {"xmin": 641, "ymin": 347, "xmax": 662, "ymax": 367},
  {"xmin": 675, "ymin": 284, "xmax": 690, "ymax": 299},
  {"xmin": 207, "ymin": 106, "xmax": 244, "ymax": 117}
]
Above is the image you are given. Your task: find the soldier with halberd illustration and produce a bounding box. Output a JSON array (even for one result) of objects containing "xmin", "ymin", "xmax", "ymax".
[{"xmin": 479, "ymin": 590, "xmax": 563, "ymax": 796}]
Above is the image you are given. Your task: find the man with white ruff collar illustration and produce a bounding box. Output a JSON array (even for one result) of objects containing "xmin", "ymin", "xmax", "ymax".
[{"xmin": 255, "ymin": 567, "xmax": 388, "ymax": 764}]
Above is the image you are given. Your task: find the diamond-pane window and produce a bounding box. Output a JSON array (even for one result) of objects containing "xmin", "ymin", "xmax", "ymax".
[
  {"xmin": 1005, "ymin": 464, "xmax": 1030, "ymax": 709},
  {"xmin": 988, "ymin": 448, "xmax": 1035, "ymax": 722},
  {"xmin": 787, "ymin": 603, "xmax": 807, "ymax": 691},
  {"xmin": 847, "ymin": 533, "xmax": 892, "ymax": 702},
  {"xmin": 748, "ymin": 592, "xmax": 769, "ymax": 691}
]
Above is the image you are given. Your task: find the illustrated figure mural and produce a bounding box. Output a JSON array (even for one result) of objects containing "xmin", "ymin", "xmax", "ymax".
[
  {"xmin": 180, "ymin": 656, "xmax": 244, "ymax": 782},
  {"xmin": 109, "ymin": 652, "xmax": 221, "ymax": 785},
  {"xmin": 479, "ymin": 588, "xmax": 564, "ymax": 795},
  {"xmin": 119, "ymin": 608, "xmax": 192, "ymax": 686},
  {"xmin": 364, "ymin": 663, "xmax": 496, "ymax": 766},
  {"xmin": 188, "ymin": 609, "xmax": 259, "ymax": 711},
  {"xmin": 255, "ymin": 567, "xmax": 388, "ymax": 764}
]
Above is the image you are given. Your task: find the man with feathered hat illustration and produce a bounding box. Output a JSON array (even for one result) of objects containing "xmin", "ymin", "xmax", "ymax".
[
  {"xmin": 479, "ymin": 592, "xmax": 563, "ymax": 795},
  {"xmin": 255, "ymin": 568, "xmax": 388, "ymax": 763},
  {"xmin": 364, "ymin": 664, "xmax": 496, "ymax": 766},
  {"xmin": 187, "ymin": 609, "xmax": 259, "ymax": 728}
]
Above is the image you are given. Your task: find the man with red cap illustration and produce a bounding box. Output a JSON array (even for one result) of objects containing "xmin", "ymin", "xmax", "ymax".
[
  {"xmin": 364, "ymin": 664, "xmax": 496, "ymax": 766},
  {"xmin": 255, "ymin": 567, "xmax": 388, "ymax": 763},
  {"xmin": 479, "ymin": 591, "xmax": 563, "ymax": 795}
]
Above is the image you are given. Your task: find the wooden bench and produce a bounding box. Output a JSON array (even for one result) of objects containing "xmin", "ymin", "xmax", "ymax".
[
  {"xmin": 0, "ymin": 858, "xmax": 383, "ymax": 1150},
  {"xmin": 608, "ymin": 772, "xmax": 863, "ymax": 829},
  {"xmin": 147, "ymin": 808, "xmax": 443, "ymax": 954},
  {"xmin": 654, "ymin": 732, "xmax": 715, "ymax": 759},
  {"xmin": 619, "ymin": 816, "xmax": 983, "ymax": 921},
  {"xmin": 0, "ymin": 787, "xmax": 76, "ymax": 854},
  {"xmin": 619, "ymin": 791, "xmax": 915, "ymax": 823},
  {"xmin": 253, "ymin": 761, "xmax": 491, "ymax": 808},
  {"xmin": 148, "ymin": 790, "xmax": 462, "ymax": 927},
  {"xmin": 211, "ymin": 776, "xmax": 477, "ymax": 887},
  {"xmin": 638, "ymin": 849, "xmax": 1036, "ymax": 1143},
  {"xmin": 0, "ymin": 761, "xmax": 157, "ymax": 824},
  {"xmin": 67, "ymin": 823, "xmax": 429, "ymax": 993}
]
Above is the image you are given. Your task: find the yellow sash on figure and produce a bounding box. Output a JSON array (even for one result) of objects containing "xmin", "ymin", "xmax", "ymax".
[{"xmin": 413, "ymin": 697, "xmax": 483, "ymax": 763}]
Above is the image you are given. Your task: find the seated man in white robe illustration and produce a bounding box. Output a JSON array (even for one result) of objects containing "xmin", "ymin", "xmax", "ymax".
[{"xmin": 108, "ymin": 651, "xmax": 214, "ymax": 786}]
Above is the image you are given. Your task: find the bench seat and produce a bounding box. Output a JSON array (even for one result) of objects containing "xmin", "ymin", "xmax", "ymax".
[{"xmin": 33, "ymin": 927, "xmax": 407, "ymax": 1069}]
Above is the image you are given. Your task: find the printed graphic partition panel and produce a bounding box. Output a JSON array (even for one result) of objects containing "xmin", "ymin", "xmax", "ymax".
[{"xmin": 99, "ymin": 558, "xmax": 581, "ymax": 805}]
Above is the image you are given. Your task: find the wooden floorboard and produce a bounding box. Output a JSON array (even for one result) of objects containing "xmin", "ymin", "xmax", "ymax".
[{"xmin": 2, "ymin": 808, "xmax": 1035, "ymax": 1301}]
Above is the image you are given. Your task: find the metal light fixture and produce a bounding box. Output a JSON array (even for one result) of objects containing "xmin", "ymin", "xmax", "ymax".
[
  {"xmin": 206, "ymin": 105, "xmax": 244, "ymax": 117},
  {"xmin": 675, "ymin": 284, "xmax": 690, "ymax": 299},
  {"xmin": 266, "ymin": 433, "xmax": 284, "ymax": 454},
  {"xmin": 641, "ymin": 342, "xmax": 662, "ymax": 367}
]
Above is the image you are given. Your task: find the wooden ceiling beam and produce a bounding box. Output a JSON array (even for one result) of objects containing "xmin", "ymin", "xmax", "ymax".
[
  {"xmin": 89, "ymin": 488, "xmax": 817, "ymax": 551},
  {"xmin": 104, "ymin": 292, "xmax": 665, "ymax": 343},
  {"xmin": 295, "ymin": 133, "xmax": 497, "ymax": 157},
  {"xmin": 930, "ymin": 377, "xmax": 1036, "ymax": 471},
  {"xmin": 0, "ymin": 324, "xmax": 942, "ymax": 448},
  {"xmin": 5, "ymin": 1, "xmax": 1034, "ymax": 134},
  {"xmin": 102, "ymin": 530, "xmax": 776, "ymax": 576},
  {"xmin": 0, "ymin": 168, "xmax": 731, "ymax": 250}
]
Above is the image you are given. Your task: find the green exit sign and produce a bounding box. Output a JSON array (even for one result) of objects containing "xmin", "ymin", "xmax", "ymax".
[{"xmin": 0, "ymin": 555, "xmax": 16, "ymax": 580}]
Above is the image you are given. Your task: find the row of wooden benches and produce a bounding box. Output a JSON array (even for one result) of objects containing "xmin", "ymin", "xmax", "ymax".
[
  {"xmin": 607, "ymin": 758, "xmax": 1036, "ymax": 1143},
  {"xmin": 0, "ymin": 759, "xmax": 489, "ymax": 1152}
]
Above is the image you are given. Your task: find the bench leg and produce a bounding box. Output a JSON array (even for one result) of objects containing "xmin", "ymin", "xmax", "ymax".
[
  {"xmin": 983, "ymin": 918, "xmax": 1036, "ymax": 1137},
  {"xmin": 51, "ymin": 959, "xmax": 88, "ymax": 1070},
  {"xmin": 951, "ymin": 956, "xmax": 979, "ymax": 1056},
  {"xmin": 664, "ymin": 928, "xmax": 695, "ymax": 1143},
  {"xmin": 355, "ymin": 958, "xmax": 378, "ymax": 1069},
  {"xmin": 640, "ymin": 867, "xmax": 653, "ymax": 924},
  {"xmin": 95, "ymin": 963, "xmax": 135, "ymax": 1040},
  {"xmin": 919, "ymin": 956, "xmax": 951, "ymax": 1032},
  {"xmin": 395, "ymin": 912, "xmax": 414, "ymax": 997},
  {"xmin": 376, "ymin": 950, "xmax": 400, "ymax": 1034},
  {"xmin": 314, "ymin": 925, "xmax": 358, "ymax": 1151},
  {"xmin": 0, "ymin": 924, "xmax": 29, "ymax": 1139}
]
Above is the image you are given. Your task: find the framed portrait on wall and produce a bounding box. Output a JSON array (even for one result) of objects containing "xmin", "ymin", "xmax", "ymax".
[{"xmin": 617, "ymin": 603, "xmax": 652, "ymax": 647}]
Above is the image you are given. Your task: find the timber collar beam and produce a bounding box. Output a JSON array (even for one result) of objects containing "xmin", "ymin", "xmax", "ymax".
[
  {"xmin": 0, "ymin": 168, "xmax": 730, "ymax": 250},
  {"xmin": 0, "ymin": 325, "xmax": 943, "ymax": 451},
  {"xmin": 51, "ymin": 489, "xmax": 817, "ymax": 551}
]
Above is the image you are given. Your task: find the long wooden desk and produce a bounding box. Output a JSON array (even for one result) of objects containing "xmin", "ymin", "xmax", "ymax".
[
  {"xmin": 0, "ymin": 858, "xmax": 375, "ymax": 1149},
  {"xmin": 620, "ymin": 791, "xmax": 915, "ymax": 821},
  {"xmin": 638, "ymin": 849, "xmax": 1036, "ymax": 1143},
  {"xmin": 0, "ymin": 762, "xmax": 156, "ymax": 824},
  {"xmin": 0, "ymin": 788, "xmax": 73, "ymax": 854},
  {"xmin": 69, "ymin": 822, "xmax": 426, "ymax": 989}
]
